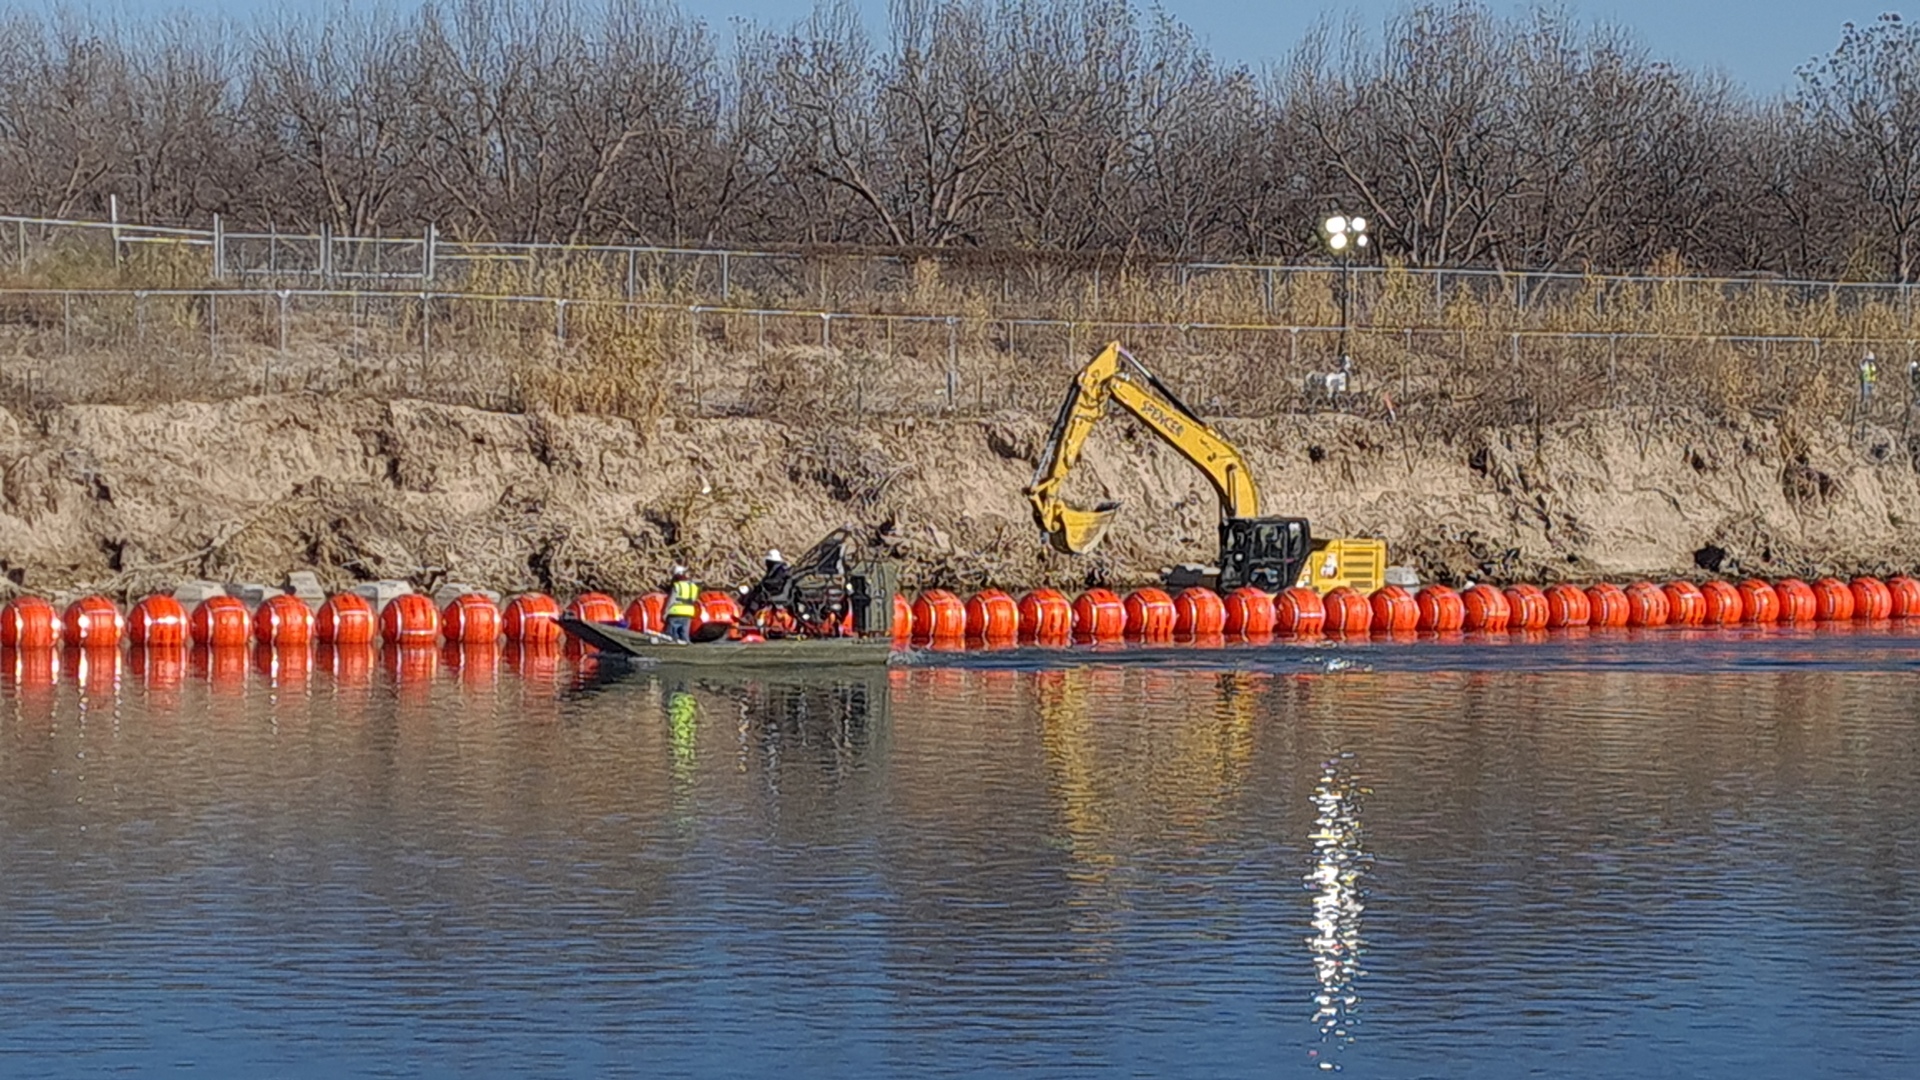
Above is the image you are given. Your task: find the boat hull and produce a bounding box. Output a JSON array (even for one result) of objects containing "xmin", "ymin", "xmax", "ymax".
[{"xmin": 558, "ymin": 616, "xmax": 896, "ymax": 666}]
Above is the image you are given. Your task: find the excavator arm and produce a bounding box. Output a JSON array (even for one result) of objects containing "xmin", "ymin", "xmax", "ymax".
[{"xmin": 1025, "ymin": 342, "xmax": 1261, "ymax": 554}]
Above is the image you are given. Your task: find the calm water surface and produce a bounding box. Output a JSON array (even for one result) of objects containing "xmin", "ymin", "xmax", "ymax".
[{"xmin": 3, "ymin": 628, "xmax": 1919, "ymax": 1078}]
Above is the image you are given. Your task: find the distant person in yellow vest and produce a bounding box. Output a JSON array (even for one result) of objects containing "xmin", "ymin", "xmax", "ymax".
[{"xmin": 666, "ymin": 565, "xmax": 700, "ymax": 643}]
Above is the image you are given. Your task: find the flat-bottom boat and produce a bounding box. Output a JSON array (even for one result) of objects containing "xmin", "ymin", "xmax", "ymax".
[{"xmin": 558, "ymin": 616, "xmax": 897, "ymax": 666}]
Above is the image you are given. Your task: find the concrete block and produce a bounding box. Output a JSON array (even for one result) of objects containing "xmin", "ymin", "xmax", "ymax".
[
  {"xmin": 1384, "ymin": 565, "xmax": 1422, "ymax": 588},
  {"xmin": 432, "ymin": 582, "xmax": 501, "ymax": 609},
  {"xmin": 172, "ymin": 579, "xmax": 228, "ymax": 605},
  {"xmin": 285, "ymin": 570, "xmax": 327, "ymax": 610},
  {"xmin": 225, "ymin": 582, "xmax": 277, "ymax": 609},
  {"xmin": 350, "ymin": 579, "xmax": 412, "ymax": 611}
]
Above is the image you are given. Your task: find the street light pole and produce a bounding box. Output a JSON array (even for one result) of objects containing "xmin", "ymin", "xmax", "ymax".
[{"xmin": 1319, "ymin": 214, "xmax": 1370, "ymax": 374}]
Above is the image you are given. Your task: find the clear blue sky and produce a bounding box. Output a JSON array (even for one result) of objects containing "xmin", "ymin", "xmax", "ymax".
[{"xmin": 20, "ymin": 0, "xmax": 1905, "ymax": 94}]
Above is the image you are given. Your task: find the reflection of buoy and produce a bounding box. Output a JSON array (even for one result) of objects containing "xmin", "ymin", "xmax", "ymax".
[
  {"xmin": 1415, "ymin": 585, "xmax": 1465, "ymax": 632},
  {"xmin": 1322, "ymin": 586, "xmax": 1371, "ymax": 635},
  {"xmin": 253, "ymin": 594, "xmax": 314, "ymax": 645},
  {"xmin": 1700, "ymin": 580, "xmax": 1742, "ymax": 624},
  {"xmin": 1811, "ymin": 577, "xmax": 1856, "ymax": 621},
  {"xmin": 64, "ymin": 596, "xmax": 124, "ymax": 647},
  {"xmin": 1017, "ymin": 589, "xmax": 1072, "ymax": 645},
  {"xmin": 1773, "ymin": 578, "xmax": 1816, "ymax": 622},
  {"xmin": 190, "ymin": 644, "xmax": 249, "ymax": 690},
  {"xmin": 128, "ymin": 595, "xmax": 188, "ymax": 646},
  {"xmin": 1543, "ymin": 584, "xmax": 1590, "ymax": 628},
  {"xmin": 1367, "ymin": 586, "xmax": 1417, "ymax": 633},
  {"xmin": 503, "ymin": 593, "xmax": 563, "ymax": 643},
  {"xmin": 1123, "ymin": 588, "xmax": 1176, "ymax": 641},
  {"xmin": 1071, "ymin": 589, "xmax": 1125, "ymax": 642},
  {"xmin": 1848, "ymin": 577, "xmax": 1891, "ymax": 620},
  {"xmin": 1661, "ymin": 581, "xmax": 1706, "ymax": 626},
  {"xmin": 320, "ymin": 642, "xmax": 375, "ymax": 687},
  {"xmin": 317, "ymin": 593, "xmax": 376, "ymax": 643},
  {"xmin": 384, "ymin": 644, "xmax": 440, "ymax": 687},
  {"xmin": 1461, "ymin": 584, "xmax": 1510, "ymax": 631},
  {"xmin": 1273, "ymin": 587, "xmax": 1324, "ymax": 636},
  {"xmin": 380, "ymin": 593, "xmax": 440, "ymax": 644},
  {"xmin": 191, "ymin": 596, "xmax": 251, "ymax": 647},
  {"xmin": 128, "ymin": 645, "xmax": 185, "ymax": 689},
  {"xmin": 1, "ymin": 596, "xmax": 61, "ymax": 648},
  {"xmin": 1623, "ymin": 581, "xmax": 1669, "ymax": 627},
  {"xmin": 3, "ymin": 645, "xmax": 58, "ymax": 689},
  {"xmin": 66, "ymin": 645, "xmax": 120, "ymax": 694},
  {"xmin": 441, "ymin": 593, "xmax": 502, "ymax": 644},
  {"xmin": 1503, "ymin": 584, "xmax": 1548, "ymax": 630},
  {"xmin": 253, "ymin": 642, "xmax": 312, "ymax": 687},
  {"xmin": 1173, "ymin": 588, "xmax": 1226, "ymax": 637}
]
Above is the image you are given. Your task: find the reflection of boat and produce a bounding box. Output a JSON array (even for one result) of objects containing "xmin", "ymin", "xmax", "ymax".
[{"xmin": 558, "ymin": 616, "xmax": 896, "ymax": 666}]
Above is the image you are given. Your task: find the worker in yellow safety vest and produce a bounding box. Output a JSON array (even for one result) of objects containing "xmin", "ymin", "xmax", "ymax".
[{"xmin": 666, "ymin": 565, "xmax": 700, "ymax": 643}]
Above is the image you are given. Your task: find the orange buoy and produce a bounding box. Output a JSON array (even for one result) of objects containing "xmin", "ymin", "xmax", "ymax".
[
  {"xmin": 1173, "ymin": 588, "xmax": 1227, "ymax": 638},
  {"xmin": 0, "ymin": 596, "xmax": 62, "ymax": 648},
  {"xmin": 1273, "ymin": 586, "xmax": 1325, "ymax": 636},
  {"xmin": 317, "ymin": 593, "xmax": 376, "ymax": 643},
  {"xmin": 1699, "ymin": 580, "xmax": 1742, "ymax": 624},
  {"xmin": 380, "ymin": 593, "xmax": 441, "ymax": 644},
  {"xmin": 1460, "ymin": 584, "xmax": 1510, "ymax": 631},
  {"xmin": 694, "ymin": 590, "xmax": 741, "ymax": 641},
  {"xmin": 1889, "ymin": 575, "xmax": 1920, "ymax": 618},
  {"xmin": 1623, "ymin": 581, "xmax": 1669, "ymax": 628},
  {"xmin": 1124, "ymin": 588, "xmax": 1176, "ymax": 642},
  {"xmin": 621, "ymin": 592, "xmax": 666, "ymax": 634},
  {"xmin": 1737, "ymin": 579, "xmax": 1780, "ymax": 623},
  {"xmin": 1848, "ymin": 577, "xmax": 1892, "ymax": 620},
  {"xmin": 1224, "ymin": 587, "xmax": 1278, "ymax": 636},
  {"xmin": 1543, "ymin": 583, "xmax": 1591, "ymax": 628},
  {"xmin": 63, "ymin": 596, "xmax": 123, "ymax": 648},
  {"xmin": 1368, "ymin": 585, "xmax": 1418, "ymax": 633},
  {"xmin": 441, "ymin": 593, "xmax": 502, "ymax": 644},
  {"xmin": 126, "ymin": 595, "xmax": 188, "ymax": 646},
  {"xmin": 965, "ymin": 589, "xmax": 1020, "ymax": 643},
  {"xmin": 190, "ymin": 595, "xmax": 251, "ymax": 647},
  {"xmin": 912, "ymin": 590, "xmax": 966, "ymax": 644},
  {"xmin": 502, "ymin": 593, "xmax": 563, "ymax": 643},
  {"xmin": 1017, "ymin": 589, "xmax": 1072, "ymax": 645},
  {"xmin": 891, "ymin": 593, "xmax": 914, "ymax": 644},
  {"xmin": 1071, "ymin": 589, "xmax": 1126, "ymax": 642},
  {"xmin": 1811, "ymin": 577, "xmax": 1856, "ymax": 621},
  {"xmin": 1584, "ymin": 583, "xmax": 1628, "ymax": 628},
  {"xmin": 1661, "ymin": 582, "xmax": 1706, "ymax": 627},
  {"xmin": 253, "ymin": 594, "xmax": 314, "ymax": 645},
  {"xmin": 1503, "ymin": 584, "xmax": 1549, "ymax": 630},
  {"xmin": 1772, "ymin": 578, "xmax": 1816, "ymax": 622},
  {"xmin": 1415, "ymin": 585, "xmax": 1466, "ymax": 632},
  {"xmin": 1322, "ymin": 586, "xmax": 1372, "ymax": 635},
  {"xmin": 565, "ymin": 591, "xmax": 621, "ymax": 624}
]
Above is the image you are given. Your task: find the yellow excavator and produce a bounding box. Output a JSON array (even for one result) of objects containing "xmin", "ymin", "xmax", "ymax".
[{"xmin": 1024, "ymin": 342, "xmax": 1386, "ymax": 594}]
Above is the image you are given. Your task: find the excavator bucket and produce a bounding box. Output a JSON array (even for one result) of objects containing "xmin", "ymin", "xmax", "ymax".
[{"xmin": 1045, "ymin": 501, "xmax": 1121, "ymax": 555}]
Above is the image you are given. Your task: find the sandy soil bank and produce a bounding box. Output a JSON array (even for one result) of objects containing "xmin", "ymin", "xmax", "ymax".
[{"xmin": 1, "ymin": 394, "xmax": 1915, "ymax": 599}]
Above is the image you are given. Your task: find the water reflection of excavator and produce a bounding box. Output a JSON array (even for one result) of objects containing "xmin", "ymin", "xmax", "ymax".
[{"xmin": 1025, "ymin": 342, "xmax": 1386, "ymax": 594}]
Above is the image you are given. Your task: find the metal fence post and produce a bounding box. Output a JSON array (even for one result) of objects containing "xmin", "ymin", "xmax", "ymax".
[
  {"xmin": 555, "ymin": 299, "xmax": 567, "ymax": 342},
  {"xmin": 62, "ymin": 292, "xmax": 71, "ymax": 354},
  {"xmin": 211, "ymin": 213, "xmax": 225, "ymax": 282},
  {"xmin": 14, "ymin": 218, "xmax": 24, "ymax": 273},
  {"xmin": 423, "ymin": 225, "xmax": 437, "ymax": 286},
  {"xmin": 720, "ymin": 252, "xmax": 731, "ymax": 301},
  {"xmin": 946, "ymin": 316, "xmax": 959, "ymax": 410},
  {"xmin": 821, "ymin": 312, "xmax": 831, "ymax": 349},
  {"xmin": 277, "ymin": 289, "xmax": 289, "ymax": 355}
]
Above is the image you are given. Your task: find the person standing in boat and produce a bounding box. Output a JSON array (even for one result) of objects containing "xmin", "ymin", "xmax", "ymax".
[{"xmin": 666, "ymin": 565, "xmax": 700, "ymax": 643}]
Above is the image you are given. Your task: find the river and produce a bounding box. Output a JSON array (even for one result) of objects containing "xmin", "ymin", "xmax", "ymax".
[{"xmin": 3, "ymin": 628, "xmax": 1919, "ymax": 1077}]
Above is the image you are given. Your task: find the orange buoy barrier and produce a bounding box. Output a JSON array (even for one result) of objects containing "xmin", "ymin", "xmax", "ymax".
[
  {"xmin": 1460, "ymin": 584, "xmax": 1510, "ymax": 632},
  {"xmin": 1, "ymin": 596, "xmax": 61, "ymax": 648},
  {"xmin": 891, "ymin": 593, "xmax": 914, "ymax": 644},
  {"xmin": 1811, "ymin": 577, "xmax": 1856, "ymax": 621},
  {"xmin": 965, "ymin": 589, "xmax": 1020, "ymax": 643},
  {"xmin": 693, "ymin": 590, "xmax": 741, "ymax": 642},
  {"xmin": 190, "ymin": 596, "xmax": 251, "ymax": 647},
  {"xmin": 1623, "ymin": 581, "xmax": 1670, "ymax": 628},
  {"xmin": 1889, "ymin": 575, "xmax": 1920, "ymax": 618},
  {"xmin": 622, "ymin": 592, "xmax": 666, "ymax": 635},
  {"xmin": 1543, "ymin": 583, "xmax": 1591, "ymax": 628},
  {"xmin": 912, "ymin": 590, "xmax": 966, "ymax": 644},
  {"xmin": 1368, "ymin": 585, "xmax": 1418, "ymax": 634},
  {"xmin": 1273, "ymin": 586, "xmax": 1324, "ymax": 636},
  {"xmin": 253, "ymin": 594, "xmax": 314, "ymax": 645},
  {"xmin": 1848, "ymin": 577, "xmax": 1892, "ymax": 620},
  {"xmin": 63, "ymin": 596, "xmax": 123, "ymax": 648},
  {"xmin": 502, "ymin": 593, "xmax": 563, "ymax": 643},
  {"xmin": 1585, "ymin": 583, "xmax": 1628, "ymax": 628},
  {"xmin": 1322, "ymin": 586, "xmax": 1371, "ymax": 634},
  {"xmin": 1173, "ymin": 588, "xmax": 1227, "ymax": 638},
  {"xmin": 1414, "ymin": 585, "xmax": 1466, "ymax": 632},
  {"xmin": 1017, "ymin": 589, "xmax": 1072, "ymax": 645},
  {"xmin": 380, "ymin": 593, "xmax": 441, "ymax": 645},
  {"xmin": 126, "ymin": 595, "xmax": 188, "ymax": 646},
  {"xmin": 1072, "ymin": 589, "xmax": 1126, "ymax": 642},
  {"xmin": 442, "ymin": 593, "xmax": 502, "ymax": 644},
  {"xmin": 1737, "ymin": 579, "xmax": 1780, "ymax": 623},
  {"xmin": 1773, "ymin": 578, "xmax": 1816, "ymax": 622},
  {"xmin": 1503, "ymin": 584, "xmax": 1548, "ymax": 630},
  {"xmin": 1224, "ymin": 587, "xmax": 1278, "ymax": 636},
  {"xmin": 317, "ymin": 593, "xmax": 376, "ymax": 643},
  {"xmin": 1699, "ymin": 580, "xmax": 1742, "ymax": 624},
  {"xmin": 1661, "ymin": 582, "xmax": 1706, "ymax": 626},
  {"xmin": 565, "ymin": 591, "xmax": 621, "ymax": 625},
  {"xmin": 1124, "ymin": 588, "xmax": 1176, "ymax": 641}
]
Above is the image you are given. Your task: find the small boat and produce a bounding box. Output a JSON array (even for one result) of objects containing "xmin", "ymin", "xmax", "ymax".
[{"xmin": 557, "ymin": 616, "xmax": 897, "ymax": 666}]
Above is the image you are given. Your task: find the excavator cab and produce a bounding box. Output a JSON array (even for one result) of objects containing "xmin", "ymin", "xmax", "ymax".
[{"xmin": 1219, "ymin": 516, "xmax": 1312, "ymax": 593}]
